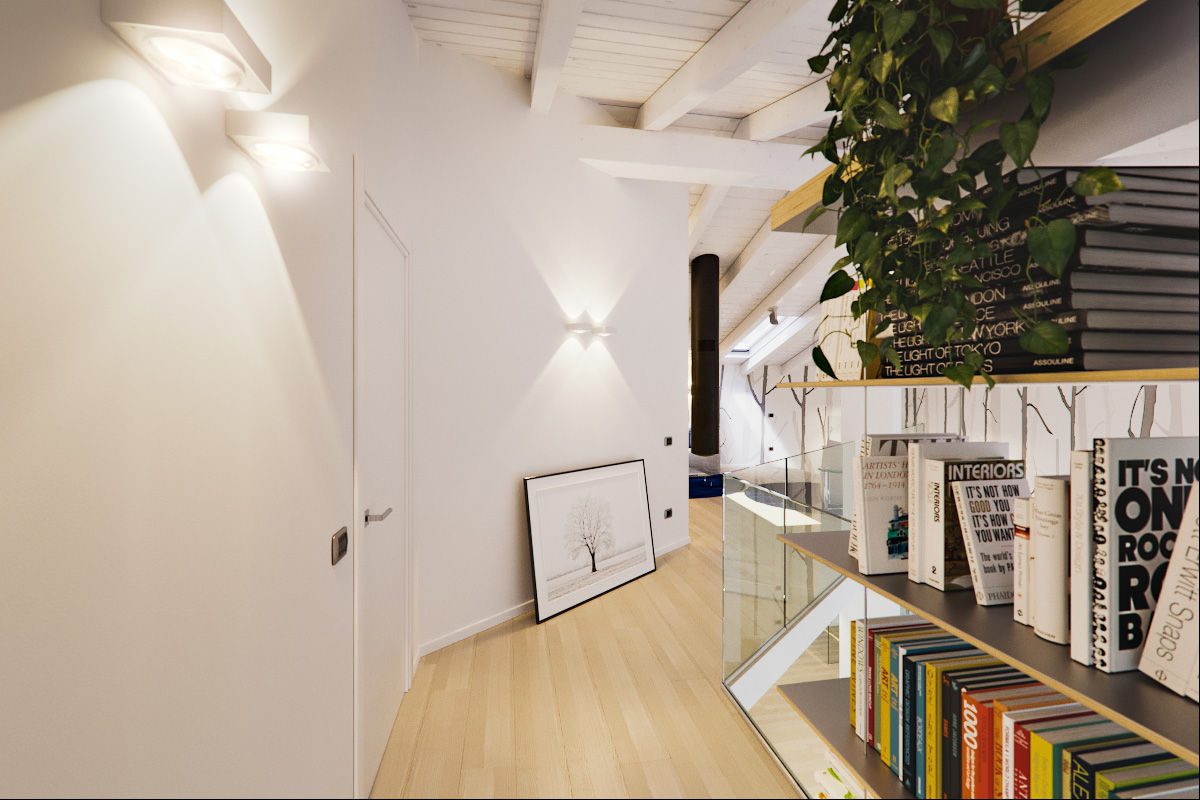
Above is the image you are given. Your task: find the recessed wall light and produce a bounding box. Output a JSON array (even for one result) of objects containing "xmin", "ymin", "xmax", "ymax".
[
  {"xmin": 102, "ymin": 0, "xmax": 271, "ymax": 94},
  {"xmin": 566, "ymin": 321, "xmax": 594, "ymax": 335},
  {"xmin": 226, "ymin": 110, "xmax": 330, "ymax": 173}
]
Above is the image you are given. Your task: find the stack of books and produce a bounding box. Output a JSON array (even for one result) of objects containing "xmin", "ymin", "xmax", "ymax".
[
  {"xmin": 880, "ymin": 167, "xmax": 1200, "ymax": 378},
  {"xmin": 848, "ymin": 616, "xmax": 1200, "ymax": 798}
]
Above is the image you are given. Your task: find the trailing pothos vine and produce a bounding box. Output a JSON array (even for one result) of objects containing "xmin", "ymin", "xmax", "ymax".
[{"xmin": 805, "ymin": 0, "xmax": 1123, "ymax": 388}]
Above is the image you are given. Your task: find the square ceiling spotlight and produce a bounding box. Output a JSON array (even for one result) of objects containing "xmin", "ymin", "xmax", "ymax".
[
  {"xmin": 101, "ymin": 0, "xmax": 271, "ymax": 94},
  {"xmin": 226, "ymin": 110, "xmax": 330, "ymax": 173}
]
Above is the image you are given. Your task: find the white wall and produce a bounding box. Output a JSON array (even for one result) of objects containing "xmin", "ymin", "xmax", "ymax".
[
  {"xmin": 0, "ymin": 0, "xmax": 689, "ymax": 794},
  {"xmin": 408, "ymin": 45, "xmax": 690, "ymax": 653}
]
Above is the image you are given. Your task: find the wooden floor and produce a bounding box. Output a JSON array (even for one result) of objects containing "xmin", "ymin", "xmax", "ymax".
[{"xmin": 371, "ymin": 497, "xmax": 799, "ymax": 798}]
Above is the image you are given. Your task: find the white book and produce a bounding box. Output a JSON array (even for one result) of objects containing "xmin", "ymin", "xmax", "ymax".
[
  {"xmin": 1013, "ymin": 497, "xmax": 1032, "ymax": 627},
  {"xmin": 1033, "ymin": 475, "xmax": 1071, "ymax": 644},
  {"xmin": 1139, "ymin": 481, "xmax": 1200, "ymax": 696},
  {"xmin": 925, "ymin": 453, "xmax": 1019, "ymax": 591},
  {"xmin": 857, "ymin": 456, "xmax": 910, "ymax": 575},
  {"xmin": 1070, "ymin": 451, "xmax": 1095, "ymax": 665},
  {"xmin": 952, "ymin": 478, "xmax": 1029, "ymax": 605},
  {"xmin": 849, "ymin": 453, "xmax": 863, "ymax": 559},
  {"xmin": 908, "ymin": 439, "xmax": 996, "ymax": 586},
  {"xmin": 1092, "ymin": 436, "xmax": 1200, "ymax": 672},
  {"xmin": 1001, "ymin": 701, "xmax": 1083, "ymax": 799}
]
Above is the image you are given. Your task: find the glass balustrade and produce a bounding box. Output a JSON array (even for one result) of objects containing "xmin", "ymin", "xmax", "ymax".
[{"xmin": 722, "ymin": 442, "xmax": 912, "ymax": 797}]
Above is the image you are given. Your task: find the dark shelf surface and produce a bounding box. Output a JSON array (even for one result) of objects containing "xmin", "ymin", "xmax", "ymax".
[
  {"xmin": 777, "ymin": 679, "xmax": 915, "ymax": 800},
  {"xmin": 778, "ymin": 530, "xmax": 1200, "ymax": 766}
]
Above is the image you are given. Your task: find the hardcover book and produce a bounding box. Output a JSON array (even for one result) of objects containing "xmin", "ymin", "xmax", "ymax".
[
  {"xmin": 1013, "ymin": 497, "xmax": 1033, "ymax": 627},
  {"xmin": 952, "ymin": 478, "xmax": 1029, "ymax": 606},
  {"xmin": 1033, "ymin": 475, "xmax": 1072, "ymax": 645},
  {"xmin": 906, "ymin": 439, "xmax": 991, "ymax": 586},
  {"xmin": 1138, "ymin": 481, "xmax": 1200, "ymax": 696},
  {"xmin": 1071, "ymin": 451, "xmax": 1096, "ymax": 665},
  {"xmin": 926, "ymin": 458, "xmax": 1025, "ymax": 591},
  {"xmin": 1092, "ymin": 436, "xmax": 1200, "ymax": 672}
]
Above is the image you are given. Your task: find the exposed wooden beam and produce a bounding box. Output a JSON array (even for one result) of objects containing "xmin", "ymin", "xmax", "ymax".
[
  {"xmin": 577, "ymin": 125, "xmax": 829, "ymax": 191},
  {"xmin": 1001, "ymin": 0, "xmax": 1150, "ymax": 80},
  {"xmin": 770, "ymin": 164, "xmax": 835, "ymax": 232},
  {"xmin": 733, "ymin": 78, "xmax": 832, "ymax": 141},
  {"xmin": 530, "ymin": 0, "xmax": 585, "ymax": 112},
  {"xmin": 688, "ymin": 184, "xmax": 732, "ymax": 252},
  {"xmin": 719, "ymin": 236, "xmax": 842, "ymax": 356},
  {"xmin": 635, "ymin": 0, "xmax": 825, "ymax": 131}
]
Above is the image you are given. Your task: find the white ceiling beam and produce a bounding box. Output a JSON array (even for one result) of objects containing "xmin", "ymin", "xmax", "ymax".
[
  {"xmin": 530, "ymin": 0, "xmax": 585, "ymax": 112},
  {"xmin": 719, "ymin": 236, "xmax": 842, "ymax": 356},
  {"xmin": 688, "ymin": 184, "xmax": 731, "ymax": 252},
  {"xmin": 732, "ymin": 77, "xmax": 832, "ymax": 141},
  {"xmin": 718, "ymin": 217, "xmax": 771, "ymax": 293},
  {"xmin": 577, "ymin": 125, "xmax": 828, "ymax": 190},
  {"xmin": 635, "ymin": 0, "xmax": 823, "ymax": 131}
]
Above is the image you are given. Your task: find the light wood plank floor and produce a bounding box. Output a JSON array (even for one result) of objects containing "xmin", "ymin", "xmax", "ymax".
[{"xmin": 371, "ymin": 497, "xmax": 799, "ymax": 798}]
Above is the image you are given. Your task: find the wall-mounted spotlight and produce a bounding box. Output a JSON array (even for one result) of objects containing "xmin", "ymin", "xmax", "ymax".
[
  {"xmin": 226, "ymin": 110, "xmax": 330, "ymax": 173},
  {"xmin": 565, "ymin": 320, "xmax": 617, "ymax": 338},
  {"xmin": 101, "ymin": 0, "xmax": 271, "ymax": 94}
]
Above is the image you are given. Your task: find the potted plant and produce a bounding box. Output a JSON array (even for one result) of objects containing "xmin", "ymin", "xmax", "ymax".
[{"xmin": 805, "ymin": 0, "xmax": 1122, "ymax": 387}]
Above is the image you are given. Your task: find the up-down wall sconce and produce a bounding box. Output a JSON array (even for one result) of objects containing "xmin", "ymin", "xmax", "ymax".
[
  {"xmin": 226, "ymin": 110, "xmax": 331, "ymax": 173},
  {"xmin": 101, "ymin": 0, "xmax": 271, "ymax": 94}
]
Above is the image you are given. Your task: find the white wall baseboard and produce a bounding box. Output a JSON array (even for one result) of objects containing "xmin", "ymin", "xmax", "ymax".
[{"xmin": 418, "ymin": 535, "xmax": 692, "ymax": 657}]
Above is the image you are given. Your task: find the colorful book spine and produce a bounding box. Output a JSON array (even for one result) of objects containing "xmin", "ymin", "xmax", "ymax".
[
  {"xmin": 1013, "ymin": 497, "xmax": 1032, "ymax": 627},
  {"xmin": 1031, "ymin": 722, "xmax": 1127, "ymax": 799},
  {"xmin": 1070, "ymin": 451, "xmax": 1096, "ymax": 665}
]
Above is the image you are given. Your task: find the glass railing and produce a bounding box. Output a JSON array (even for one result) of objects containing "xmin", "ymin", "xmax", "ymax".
[{"xmin": 722, "ymin": 442, "xmax": 912, "ymax": 798}]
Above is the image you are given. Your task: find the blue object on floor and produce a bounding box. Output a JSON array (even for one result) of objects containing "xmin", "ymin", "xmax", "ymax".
[{"xmin": 689, "ymin": 474, "xmax": 722, "ymax": 498}]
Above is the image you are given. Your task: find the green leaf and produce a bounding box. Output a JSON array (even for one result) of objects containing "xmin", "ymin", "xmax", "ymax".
[
  {"xmin": 812, "ymin": 345, "xmax": 838, "ymax": 380},
  {"xmin": 868, "ymin": 51, "xmax": 896, "ymax": 84},
  {"xmin": 923, "ymin": 134, "xmax": 958, "ymax": 176},
  {"xmin": 1071, "ymin": 167, "xmax": 1124, "ymax": 197},
  {"xmin": 1025, "ymin": 73, "xmax": 1054, "ymax": 122},
  {"xmin": 807, "ymin": 54, "xmax": 830, "ymax": 74},
  {"xmin": 965, "ymin": 118, "xmax": 1000, "ymax": 138},
  {"xmin": 1020, "ymin": 320, "xmax": 1070, "ymax": 355},
  {"xmin": 874, "ymin": 98, "xmax": 907, "ymax": 130},
  {"xmin": 973, "ymin": 64, "xmax": 1006, "ymax": 98},
  {"xmin": 820, "ymin": 270, "xmax": 856, "ymax": 303},
  {"xmin": 836, "ymin": 207, "xmax": 869, "ymax": 246},
  {"xmin": 1026, "ymin": 218, "xmax": 1077, "ymax": 277},
  {"xmin": 941, "ymin": 362, "xmax": 977, "ymax": 389},
  {"xmin": 883, "ymin": 345, "xmax": 901, "ymax": 370},
  {"xmin": 856, "ymin": 341, "xmax": 880, "ymax": 366},
  {"xmin": 854, "ymin": 230, "xmax": 881, "ymax": 264},
  {"xmin": 956, "ymin": 42, "xmax": 988, "ymax": 83},
  {"xmin": 928, "ymin": 29, "xmax": 953, "ymax": 64},
  {"xmin": 929, "ymin": 87, "xmax": 959, "ymax": 124},
  {"xmin": 879, "ymin": 162, "xmax": 913, "ymax": 200},
  {"xmin": 849, "ymin": 31, "xmax": 877, "ymax": 65},
  {"xmin": 802, "ymin": 204, "xmax": 827, "ymax": 232},
  {"xmin": 827, "ymin": 0, "xmax": 849, "ymax": 23},
  {"xmin": 998, "ymin": 119, "xmax": 1038, "ymax": 165},
  {"xmin": 882, "ymin": 9, "xmax": 917, "ymax": 49},
  {"xmin": 822, "ymin": 174, "xmax": 845, "ymax": 206},
  {"xmin": 922, "ymin": 303, "xmax": 957, "ymax": 345}
]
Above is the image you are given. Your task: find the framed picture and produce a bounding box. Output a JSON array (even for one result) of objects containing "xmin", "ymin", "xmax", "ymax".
[{"xmin": 523, "ymin": 459, "xmax": 656, "ymax": 623}]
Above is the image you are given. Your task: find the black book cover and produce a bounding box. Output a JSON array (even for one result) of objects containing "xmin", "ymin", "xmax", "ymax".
[{"xmin": 940, "ymin": 668, "xmax": 1022, "ymax": 799}]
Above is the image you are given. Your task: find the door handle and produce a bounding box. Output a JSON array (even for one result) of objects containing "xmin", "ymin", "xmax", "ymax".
[{"xmin": 364, "ymin": 507, "xmax": 393, "ymax": 526}]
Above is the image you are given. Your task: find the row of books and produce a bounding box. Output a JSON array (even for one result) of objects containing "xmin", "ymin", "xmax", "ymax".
[
  {"xmin": 878, "ymin": 166, "xmax": 1199, "ymax": 378},
  {"xmin": 848, "ymin": 615, "xmax": 1200, "ymax": 798},
  {"xmin": 847, "ymin": 433, "xmax": 1199, "ymax": 690}
]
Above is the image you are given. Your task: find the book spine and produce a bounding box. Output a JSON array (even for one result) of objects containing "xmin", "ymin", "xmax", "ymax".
[
  {"xmin": 948, "ymin": 684, "xmax": 965, "ymax": 799},
  {"xmin": 856, "ymin": 622, "xmax": 867, "ymax": 739},
  {"xmin": 954, "ymin": 483, "xmax": 989, "ymax": 605},
  {"xmin": 1014, "ymin": 724, "xmax": 1033, "ymax": 800},
  {"xmin": 928, "ymin": 464, "xmax": 948, "ymax": 590},
  {"xmin": 880, "ymin": 638, "xmax": 893, "ymax": 762},
  {"xmin": 1013, "ymin": 498, "xmax": 1031, "ymax": 627},
  {"xmin": 1070, "ymin": 751, "xmax": 1097, "ymax": 800},
  {"xmin": 960, "ymin": 695, "xmax": 991, "ymax": 799},
  {"xmin": 1030, "ymin": 731, "xmax": 1055, "ymax": 800},
  {"xmin": 850, "ymin": 620, "xmax": 858, "ymax": 734},
  {"xmin": 903, "ymin": 656, "xmax": 918, "ymax": 791},
  {"xmin": 1033, "ymin": 476, "xmax": 1071, "ymax": 644},
  {"xmin": 1002, "ymin": 714, "xmax": 1017, "ymax": 799},
  {"xmin": 891, "ymin": 644, "xmax": 903, "ymax": 774},
  {"xmin": 1070, "ymin": 452, "xmax": 1095, "ymax": 665},
  {"xmin": 916, "ymin": 663, "xmax": 927, "ymax": 798},
  {"xmin": 926, "ymin": 666, "xmax": 939, "ymax": 800},
  {"xmin": 849, "ymin": 454, "xmax": 862, "ymax": 560},
  {"xmin": 909, "ymin": 445, "xmax": 925, "ymax": 585},
  {"xmin": 1138, "ymin": 480, "xmax": 1200, "ymax": 694},
  {"xmin": 1092, "ymin": 438, "xmax": 1115, "ymax": 669}
]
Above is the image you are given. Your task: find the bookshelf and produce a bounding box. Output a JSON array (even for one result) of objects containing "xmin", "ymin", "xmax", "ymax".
[
  {"xmin": 777, "ymin": 529, "xmax": 1200, "ymax": 767},
  {"xmin": 775, "ymin": 367, "xmax": 1200, "ymax": 389},
  {"xmin": 777, "ymin": 679, "xmax": 915, "ymax": 800}
]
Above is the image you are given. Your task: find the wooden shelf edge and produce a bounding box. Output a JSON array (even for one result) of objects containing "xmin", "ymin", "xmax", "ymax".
[
  {"xmin": 770, "ymin": 0, "xmax": 1154, "ymax": 232},
  {"xmin": 777, "ymin": 532, "xmax": 1200, "ymax": 766},
  {"xmin": 775, "ymin": 367, "xmax": 1200, "ymax": 389},
  {"xmin": 776, "ymin": 679, "xmax": 915, "ymax": 800}
]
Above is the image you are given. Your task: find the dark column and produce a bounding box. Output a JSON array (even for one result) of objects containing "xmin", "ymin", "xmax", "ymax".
[{"xmin": 690, "ymin": 253, "xmax": 719, "ymax": 457}]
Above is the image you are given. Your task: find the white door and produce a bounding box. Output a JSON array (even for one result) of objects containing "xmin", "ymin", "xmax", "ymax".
[{"xmin": 353, "ymin": 160, "xmax": 413, "ymax": 798}]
